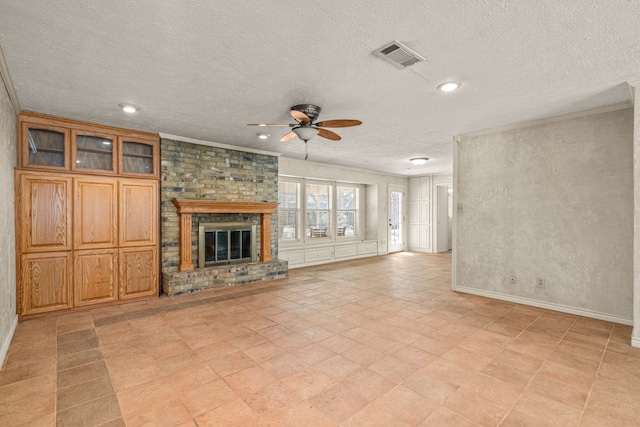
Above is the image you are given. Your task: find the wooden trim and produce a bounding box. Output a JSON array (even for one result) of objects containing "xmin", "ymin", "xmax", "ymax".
[
  {"xmin": 172, "ymin": 199, "xmax": 278, "ymax": 271},
  {"xmin": 19, "ymin": 111, "xmax": 158, "ymax": 140}
]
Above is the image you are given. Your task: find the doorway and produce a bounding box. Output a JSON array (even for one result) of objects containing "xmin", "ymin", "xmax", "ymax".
[
  {"xmin": 388, "ymin": 185, "xmax": 405, "ymax": 253},
  {"xmin": 436, "ymin": 185, "xmax": 453, "ymax": 252}
]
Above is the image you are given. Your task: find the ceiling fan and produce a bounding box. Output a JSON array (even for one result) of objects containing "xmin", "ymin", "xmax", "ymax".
[{"xmin": 248, "ymin": 104, "xmax": 362, "ymax": 160}]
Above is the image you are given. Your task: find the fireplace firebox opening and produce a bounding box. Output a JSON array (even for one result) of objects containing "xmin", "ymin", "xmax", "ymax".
[{"xmin": 198, "ymin": 222, "xmax": 257, "ymax": 268}]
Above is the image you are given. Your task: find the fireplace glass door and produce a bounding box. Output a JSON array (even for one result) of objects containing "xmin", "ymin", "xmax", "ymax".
[{"xmin": 199, "ymin": 222, "xmax": 257, "ymax": 267}]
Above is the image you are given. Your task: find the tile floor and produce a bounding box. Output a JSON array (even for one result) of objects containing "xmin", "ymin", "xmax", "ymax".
[{"xmin": 1, "ymin": 252, "xmax": 639, "ymax": 426}]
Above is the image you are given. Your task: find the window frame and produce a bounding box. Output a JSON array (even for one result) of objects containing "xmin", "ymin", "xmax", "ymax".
[
  {"xmin": 335, "ymin": 183, "xmax": 360, "ymax": 239},
  {"xmin": 277, "ymin": 178, "xmax": 301, "ymax": 242},
  {"xmin": 305, "ymin": 180, "xmax": 333, "ymax": 240},
  {"xmin": 278, "ymin": 176, "xmax": 364, "ymax": 245}
]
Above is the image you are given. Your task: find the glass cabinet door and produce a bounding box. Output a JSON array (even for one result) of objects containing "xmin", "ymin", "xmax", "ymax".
[
  {"xmin": 120, "ymin": 139, "xmax": 156, "ymax": 176},
  {"xmin": 73, "ymin": 131, "xmax": 115, "ymax": 172},
  {"xmin": 22, "ymin": 124, "xmax": 70, "ymax": 169}
]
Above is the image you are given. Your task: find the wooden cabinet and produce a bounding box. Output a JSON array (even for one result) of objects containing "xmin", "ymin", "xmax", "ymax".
[
  {"xmin": 119, "ymin": 180, "xmax": 158, "ymax": 247},
  {"xmin": 120, "ymin": 247, "xmax": 158, "ymax": 300},
  {"xmin": 75, "ymin": 178, "xmax": 118, "ymax": 250},
  {"xmin": 18, "ymin": 112, "xmax": 159, "ymax": 179},
  {"xmin": 16, "ymin": 112, "xmax": 160, "ymax": 318},
  {"xmin": 20, "ymin": 251, "xmax": 73, "ymax": 316},
  {"xmin": 74, "ymin": 249, "xmax": 118, "ymax": 307},
  {"xmin": 119, "ymin": 137, "xmax": 158, "ymax": 177},
  {"xmin": 19, "ymin": 174, "xmax": 72, "ymax": 253},
  {"xmin": 20, "ymin": 121, "xmax": 70, "ymax": 170},
  {"xmin": 72, "ymin": 130, "xmax": 117, "ymax": 173}
]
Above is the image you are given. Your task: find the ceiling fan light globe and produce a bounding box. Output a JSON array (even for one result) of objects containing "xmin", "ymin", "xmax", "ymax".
[{"xmin": 293, "ymin": 126, "xmax": 319, "ymax": 141}]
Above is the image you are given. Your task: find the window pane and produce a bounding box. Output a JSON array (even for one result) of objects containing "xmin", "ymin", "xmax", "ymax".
[
  {"xmin": 337, "ymin": 185, "xmax": 358, "ymax": 237},
  {"xmin": 337, "ymin": 211, "xmax": 355, "ymax": 236},
  {"xmin": 306, "ymin": 184, "xmax": 330, "ymax": 209},
  {"xmin": 306, "ymin": 211, "xmax": 329, "ymax": 238},
  {"xmin": 278, "ymin": 181, "xmax": 299, "ymax": 209},
  {"xmin": 278, "ymin": 181, "xmax": 300, "ymax": 241},
  {"xmin": 337, "ymin": 187, "xmax": 356, "ymax": 209},
  {"xmin": 278, "ymin": 210, "xmax": 298, "ymax": 240}
]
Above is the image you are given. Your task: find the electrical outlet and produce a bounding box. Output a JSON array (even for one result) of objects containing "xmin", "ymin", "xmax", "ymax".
[
  {"xmin": 509, "ymin": 274, "xmax": 517, "ymax": 285},
  {"xmin": 536, "ymin": 278, "xmax": 545, "ymax": 289}
]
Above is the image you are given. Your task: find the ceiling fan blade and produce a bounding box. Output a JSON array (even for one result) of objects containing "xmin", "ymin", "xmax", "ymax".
[
  {"xmin": 280, "ymin": 131, "xmax": 297, "ymax": 142},
  {"xmin": 316, "ymin": 119, "xmax": 362, "ymax": 128},
  {"xmin": 247, "ymin": 123, "xmax": 291, "ymax": 127},
  {"xmin": 291, "ymin": 110, "xmax": 311, "ymax": 124},
  {"xmin": 317, "ymin": 128, "xmax": 341, "ymax": 141}
]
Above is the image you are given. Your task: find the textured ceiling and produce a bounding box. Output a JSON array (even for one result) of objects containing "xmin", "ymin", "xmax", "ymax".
[{"xmin": 0, "ymin": 1, "xmax": 639, "ymax": 176}]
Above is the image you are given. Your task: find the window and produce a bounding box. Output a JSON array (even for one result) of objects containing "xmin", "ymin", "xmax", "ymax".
[
  {"xmin": 278, "ymin": 177, "xmax": 364, "ymax": 243},
  {"xmin": 278, "ymin": 180, "xmax": 300, "ymax": 240},
  {"xmin": 337, "ymin": 185, "xmax": 359, "ymax": 237},
  {"xmin": 306, "ymin": 182, "xmax": 331, "ymax": 238}
]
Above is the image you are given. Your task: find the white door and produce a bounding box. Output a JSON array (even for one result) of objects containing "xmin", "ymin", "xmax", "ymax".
[
  {"xmin": 388, "ymin": 185, "xmax": 405, "ymax": 253},
  {"xmin": 436, "ymin": 185, "xmax": 452, "ymax": 252}
]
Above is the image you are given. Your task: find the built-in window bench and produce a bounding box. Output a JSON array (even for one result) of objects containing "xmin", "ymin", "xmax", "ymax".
[{"xmin": 279, "ymin": 240, "xmax": 378, "ymax": 268}]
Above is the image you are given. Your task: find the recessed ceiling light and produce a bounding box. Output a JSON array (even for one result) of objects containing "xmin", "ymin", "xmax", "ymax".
[
  {"xmin": 257, "ymin": 133, "xmax": 270, "ymax": 140},
  {"xmin": 437, "ymin": 81, "xmax": 460, "ymax": 92},
  {"xmin": 119, "ymin": 104, "xmax": 138, "ymax": 113},
  {"xmin": 410, "ymin": 157, "xmax": 429, "ymax": 165}
]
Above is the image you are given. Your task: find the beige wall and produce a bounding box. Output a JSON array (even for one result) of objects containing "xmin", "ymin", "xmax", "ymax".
[
  {"xmin": 0, "ymin": 76, "xmax": 17, "ymax": 366},
  {"xmin": 454, "ymin": 106, "xmax": 633, "ymax": 324}
]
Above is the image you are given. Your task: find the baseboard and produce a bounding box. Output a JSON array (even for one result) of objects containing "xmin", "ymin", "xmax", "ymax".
[
  {"xmin": 0, "ymin": 314, "xmax": 18, "ymax": 369},
  {"xmin": 455, "ymin": 286, "xmax": 633, "ymax": 326},
  {"xmin": 631, "ymin": 335, "xmax": 640, "ymax": 349}
]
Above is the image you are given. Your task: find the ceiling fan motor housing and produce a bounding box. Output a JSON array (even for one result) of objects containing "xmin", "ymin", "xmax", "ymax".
[{"xmin": 291, "ymin": 104, "xmax": 321, "ymax": 122}]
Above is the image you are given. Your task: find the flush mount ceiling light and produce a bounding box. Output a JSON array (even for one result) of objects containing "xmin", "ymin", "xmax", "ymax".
[
  {"xmin": 437, "ymin": 81, "xmax": 460, "ymax": 92},
  {"xmin": 256, "ymin": 133, "xmax": 270, "ymax": 140},
  {"xmin": 410, "ymin": 157, "xmax": 429, "ymax": 165},
  {"xmin": 119, "ymin": 104, "xmax": 138, "ymax": 113}
]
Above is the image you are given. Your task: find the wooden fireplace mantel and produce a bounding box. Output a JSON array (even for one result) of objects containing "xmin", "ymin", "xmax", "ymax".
[{"xmin": 172, "ymin": 199, "xmax": 278, "ymax": 272}]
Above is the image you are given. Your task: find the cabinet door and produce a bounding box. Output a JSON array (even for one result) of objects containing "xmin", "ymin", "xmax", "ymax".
[
  {"xmin": 119, "ymin": 180, "xmax": 158, "ymax": 247},
  {"xmin": 74, "ymin": 249, "xmax": 118, "ymax": 307},
  {"xmin": 20, "ymin": 174, "xmax": 72, "ymax": 253},
  {"xmin": 119, "ymin": 137, "xmax": 159, "ymax": 178},
  {"xmin": 72, "ymin": 130, "xmax": 117, "ymax": 173},
  {"xmin": 21, "ymin": 252, "xmax": 72, "ymax": 316},
  {"xmin": 20, "ymin": 121, "xmax": 70, "ymax": 170},
  {"xmin": 119, "ymin": 246, "xmax": 158, "ymax": 300},
  {"xmin": 75, "ymin": 178, "xmax": 118, "ymax": 249}
]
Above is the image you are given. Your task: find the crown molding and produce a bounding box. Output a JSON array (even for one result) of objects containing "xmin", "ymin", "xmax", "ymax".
[
  {"xmin": 159, "ymin": 133, "xmax": 281, "ymax": 157},
  {"xmin": 460, "ymin": 103, "xmax": 633, "ymax": 139},
  {"xmin": 0, "ymin": 43, "xmax": 20, "ymax": 113}
]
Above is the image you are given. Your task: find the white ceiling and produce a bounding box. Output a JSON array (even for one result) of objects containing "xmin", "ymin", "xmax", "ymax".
[{"xmin": 1, "ymin": 1, "xmax": 639, "ymax": 176}]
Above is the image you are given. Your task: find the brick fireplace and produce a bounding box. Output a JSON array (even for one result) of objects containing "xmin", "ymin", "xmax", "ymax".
[{"xmin": 160, "ymin": 137, "xmax": 288, "ymax": 296}]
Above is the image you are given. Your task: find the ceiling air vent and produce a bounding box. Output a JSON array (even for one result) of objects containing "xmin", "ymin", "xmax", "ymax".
[{"xmin": 373, "ymin": 40, "xmax": 425, "ymax": 68}]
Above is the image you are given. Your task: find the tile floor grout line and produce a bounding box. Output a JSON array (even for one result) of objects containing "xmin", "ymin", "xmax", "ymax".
[{"xmin": 577, "ymin": 320, "xmax": 615, "ymax": 425}]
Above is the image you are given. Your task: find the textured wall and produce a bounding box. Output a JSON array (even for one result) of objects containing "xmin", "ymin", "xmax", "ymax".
[
  {"xmin": 0, "ymin": 83, "xmax": 17, "ymax": 365},
  {"xmin": 633, "ymin": 87, "xmax": 640, "ymax": 345},
  {"xmin": 455, "ymin": 107, "xmax": 633, "ymax": 322},
  {"xmin": 161, "ymin": 138, "xmax": 279, "ymax": 273}
]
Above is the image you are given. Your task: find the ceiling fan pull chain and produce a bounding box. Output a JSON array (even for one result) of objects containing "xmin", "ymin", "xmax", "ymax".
[{"xmin": 305, "ymin": 141, "xmax": 309, "ymax": 160}]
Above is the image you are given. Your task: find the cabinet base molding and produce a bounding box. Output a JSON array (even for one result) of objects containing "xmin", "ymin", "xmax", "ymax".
[{"xmin": 17, "ymin": 293, "xmax": 159, "ymax": 321}]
